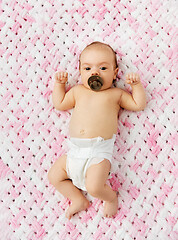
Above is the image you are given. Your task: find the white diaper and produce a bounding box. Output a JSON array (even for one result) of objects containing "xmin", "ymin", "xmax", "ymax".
[{"xmin": 66, "ymin": 134, "xmax": 116, "ymax": 191}]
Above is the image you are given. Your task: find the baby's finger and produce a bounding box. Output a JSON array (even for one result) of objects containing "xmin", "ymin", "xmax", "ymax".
[
  {"xmin": 60, "ymin": 72, "xmax": 68, "ymax": 83},
  {"xmin": 131, "ymin": 73, "xmax": 136, "ymax": 83},
  {"xmin": 60, "ymin": 71, "xmax": 64, "ymax": 79},
  {"xmin": 132, "ymin": 73, "xmax": 140, "ymax": 84},
  {"xmin": 64, "ymin": 72, "xmax": 68, "ymax": 78},
  {"xmin": 125, "ymin": 79, "xmax": 131, "ymax": 84},
  {"xmin": 135, "ymin": 73, "xmax": 140, "ymax": 82},
  {"xmin": 54, "ymin": 72, "xmax": 60, "ymax": 81},
  {"xmin": 126, "ymin": 73, "xmax": 134, "ymax": 83},
  {"xmin": 60, "ymin": 72, "xmax": 68, "ymax": 79},
  {"xmin": 125, "ymin": 73, "xmax": 130, "ymax": 80},
  {"xmin": 125, "ymin": 73, "xmax": 140, "ymax": 85}
]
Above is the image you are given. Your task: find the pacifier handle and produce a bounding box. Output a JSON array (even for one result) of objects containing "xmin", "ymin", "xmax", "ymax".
[{"xmin": 88, "ymin": 75, "xmax": 103, "ymax": 91}]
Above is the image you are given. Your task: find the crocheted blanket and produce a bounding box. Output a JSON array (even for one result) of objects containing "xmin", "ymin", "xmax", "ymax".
[{"xmin": 0, "ymin": 0, "xmax": 177, "ymax": 239}]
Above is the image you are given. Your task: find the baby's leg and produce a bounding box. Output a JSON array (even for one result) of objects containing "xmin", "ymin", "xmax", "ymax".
[
  {"xmin": 48, "ymin": 155, "xmax": 89, "ymax": 219},
  {"xmin": 85, "ymin": 159, "xmax": 118, "ymax": 218}
]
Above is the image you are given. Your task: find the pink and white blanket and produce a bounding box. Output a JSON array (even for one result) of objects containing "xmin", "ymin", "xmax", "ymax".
[{"xmin": 0, "ymin": 0, "xmax": 177, "ymax": 239}]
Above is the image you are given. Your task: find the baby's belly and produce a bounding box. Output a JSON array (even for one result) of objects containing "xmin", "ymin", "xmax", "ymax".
[{"xmin": 69, "ymin": 117, "xmax": 118, "ymax": 139}]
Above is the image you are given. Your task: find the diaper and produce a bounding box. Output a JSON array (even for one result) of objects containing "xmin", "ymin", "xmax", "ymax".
[{"xmin": 66, "ymin": 134, "xmax": 116, "ymax": 191}]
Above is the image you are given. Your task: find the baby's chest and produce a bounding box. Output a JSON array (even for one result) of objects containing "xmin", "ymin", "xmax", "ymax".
[
  {"xmin": 76, "ymin": 98, "xmax": 118, "ymax": 116},
  {"xmin": 76, "ymin": 100, "xmax": 108, "ymax": 112},
  {"xmin": 79, "ymin": 93, "xmax": 113, "ymax": 107}
]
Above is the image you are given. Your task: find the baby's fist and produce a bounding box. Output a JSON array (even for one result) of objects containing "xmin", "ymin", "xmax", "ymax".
[
  {"xmin": 126, "ymin": 73, "xmax": 140, "ymax": 85},
  {"xmin": 54, "ymin": 71, "xmax": 68, "ymax": 84}
]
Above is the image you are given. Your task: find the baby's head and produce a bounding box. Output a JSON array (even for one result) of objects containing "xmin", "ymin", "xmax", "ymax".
[{"xmin": 79, "ymin": 42, "xmax": 118, "ymax": 91}]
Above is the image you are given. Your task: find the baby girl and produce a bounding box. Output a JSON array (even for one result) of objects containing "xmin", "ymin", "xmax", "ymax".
[{"xmin": 48, "ymin": 41, "xmax": 146, "ymax": 219}]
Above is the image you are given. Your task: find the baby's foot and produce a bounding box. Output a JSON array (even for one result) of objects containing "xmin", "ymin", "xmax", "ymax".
[
  {"xmin": 104, "ymin": 195, "xmax": 118, "ymax": 218},
  {"xmin": 66, "ymin": 197, "xmax": 90, "ymax": 220}
]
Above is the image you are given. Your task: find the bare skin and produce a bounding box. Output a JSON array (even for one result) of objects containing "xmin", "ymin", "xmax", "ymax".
[
  {"xmin": 48, "ymin": 155, "xmax": 90, "ymax": 219},
  {"xmin": 48, "ymin": 42, "xmax": 146, "ymax": 219}
]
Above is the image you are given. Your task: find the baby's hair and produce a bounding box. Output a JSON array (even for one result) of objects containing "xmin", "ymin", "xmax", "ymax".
[{"xmin": 79, "ymin": 41, "xmax": 118, "ymax": 69}]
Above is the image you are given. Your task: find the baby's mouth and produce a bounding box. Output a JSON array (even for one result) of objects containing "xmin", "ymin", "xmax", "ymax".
[{"xmin": 88, "ymin": 75, "xmax": 103, "ymax": 91}]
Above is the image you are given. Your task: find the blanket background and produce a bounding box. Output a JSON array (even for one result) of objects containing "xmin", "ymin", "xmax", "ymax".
[{"xmin": 0, "ymin": 0, "xmax": 177, "ymax": 239}]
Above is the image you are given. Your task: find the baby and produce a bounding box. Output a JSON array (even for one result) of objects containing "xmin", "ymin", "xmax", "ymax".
[{"xmin": 48, "ymin": 41, "xmax": 146, "ymax": 219}]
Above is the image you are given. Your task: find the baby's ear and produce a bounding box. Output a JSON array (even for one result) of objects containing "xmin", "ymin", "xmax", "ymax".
[
  {"xmin": 79, "ymin": 60, "xmax": 81, "ymax": 72},
  {"xmin": 114, "ymin": 67, "xmax": 119, "ymax": 80}
]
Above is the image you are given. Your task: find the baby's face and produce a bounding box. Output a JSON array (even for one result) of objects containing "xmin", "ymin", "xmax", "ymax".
[{"xmin": 80, "ymin": 46, "xmax": 118, "ymax": 91}]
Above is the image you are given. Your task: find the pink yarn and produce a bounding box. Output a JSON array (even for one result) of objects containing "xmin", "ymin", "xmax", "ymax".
[{"xmin": 0, "ymin": 0, "xmax": 177, "ymax": 239}]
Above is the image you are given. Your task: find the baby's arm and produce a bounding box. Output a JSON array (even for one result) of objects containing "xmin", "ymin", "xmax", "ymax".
[
  {"xmin": 120, "ymin": 73, "xmax": 146, "ymax": 111},
  {"xmin": 52, "ymin": 72, "xmax": 75, "ymax": 111}
]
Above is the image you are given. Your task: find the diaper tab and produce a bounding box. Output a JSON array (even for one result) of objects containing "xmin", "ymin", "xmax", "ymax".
[{"xmin": 96, "ymin": 136, "xmax": 104, "ymax": 142}]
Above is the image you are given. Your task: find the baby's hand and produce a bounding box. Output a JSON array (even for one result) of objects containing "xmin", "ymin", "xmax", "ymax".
[
  {"xmin": 54, "ymin": 71, "xmax": 68, "ymax": 84},
  {"xmin": 126, "ymin": 73, "xmax": 140, "ymax": 85}
]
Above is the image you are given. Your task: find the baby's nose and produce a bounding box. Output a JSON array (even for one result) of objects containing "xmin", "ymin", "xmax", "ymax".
[{"xmin": 91, "ymin": 71, "xmax": 99, "ymax": 76}]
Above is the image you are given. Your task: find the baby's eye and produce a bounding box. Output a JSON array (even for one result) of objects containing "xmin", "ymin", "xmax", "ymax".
[
  {"xmin": 85, "ymin": 67, "xmax": 91, "ymax": 70},
  {"xmin": 100, "ymin": 67, "xmax": 107, "ymax": 70}
]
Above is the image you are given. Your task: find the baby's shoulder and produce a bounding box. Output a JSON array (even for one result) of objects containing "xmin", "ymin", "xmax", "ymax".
[
  {"xmin": 107, "ymin": 87, "xmax": 124, "ymax": 102},
  {"xmin": 70, "ymin": 84, "xmax": 82, "ymax": 93},
  {"xmin": 72, "ymin": 84, "xmax": 84, "ymax": 91},
  {"xmin": 71, "ymin": 84, "xmax": 85, "ymax": 98},
  {"xmin": 109, "ymin": 87, "xmax": 123, "ymax": 95},
  {"xmin": 110, "ymin": 87, "xmax": 122, "ymax": 92}
]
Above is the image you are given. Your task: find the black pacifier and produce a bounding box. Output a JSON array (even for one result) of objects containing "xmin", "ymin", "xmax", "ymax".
[{"xmin": 88, "ymin": 75, "xmax": 104, "ymax": 91}]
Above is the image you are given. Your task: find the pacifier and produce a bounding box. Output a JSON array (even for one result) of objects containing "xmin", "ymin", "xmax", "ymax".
[{"xmin": 88, "ymin": 75, "xmax": 103, "ymax": 91}]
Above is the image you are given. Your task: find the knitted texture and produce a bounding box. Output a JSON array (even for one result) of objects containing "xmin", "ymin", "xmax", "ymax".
[{"xmin": 0, "ymin": 0, "xmax": 177, "ymax": 239}]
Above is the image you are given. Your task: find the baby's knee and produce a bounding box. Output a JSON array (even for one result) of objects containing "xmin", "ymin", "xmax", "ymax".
[
  {"xmin": 86, "ymin": 181, "xmax": 103, "ymax": 197},
  {"xmin": 48, "ymin": 167, "xmax": 60, "ymax": 187},
  {"xmin": 48, "ymin": 155, "xmax": 67, "ymax": 186}
]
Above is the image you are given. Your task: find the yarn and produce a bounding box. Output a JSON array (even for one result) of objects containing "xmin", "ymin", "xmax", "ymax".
[{"xmin": 0, "ymin": 0, "xmax": 177, "ymax": 239}]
